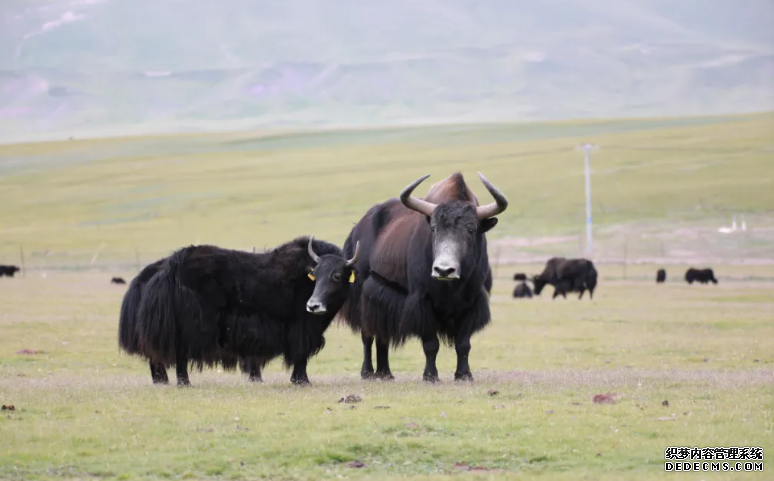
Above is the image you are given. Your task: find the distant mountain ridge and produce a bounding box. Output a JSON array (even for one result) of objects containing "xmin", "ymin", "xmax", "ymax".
[{"xmin": 1, "ymin": 0, "xmax": 772, "ymax": 142}]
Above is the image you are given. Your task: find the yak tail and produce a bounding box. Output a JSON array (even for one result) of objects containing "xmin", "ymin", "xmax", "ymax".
[
  {"xmin": 136, "ymin": 251, "xmax": 201, "ymax": 366},
  {"xmin": 118, "ymin": 275, "xmax": 147, "ymax": 356},
  {"xmin": 586, "ymin": 264, "xmax": 598, "ymax": 298}
]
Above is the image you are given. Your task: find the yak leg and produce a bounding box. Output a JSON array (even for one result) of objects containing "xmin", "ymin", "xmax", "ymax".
[
  {"xmin": 375, "ymin": 338, "xmax": 394, "ymax": 380},
  {"xmin": 175, "ymin": 351, "xmax": 191, "ymax": 387},
  {"xmin": 360, "ymin": 333, "xmax": 375, "ymax": 379},
  {"xmin": 247, "ymin": 358, "xmax": 263, "ymax": 383},
  {"xmin": 422, "ymin": 334, "xmax": 440, "ymax": 383},
  {"xmin": 290, "ymin": 358, "xmax": 310, "ymax": 385},
  {"xmin": 454, "ymin": 334, "xmax": 473, "ymax": 382},
  {"xmin": 578, "ymin": 288, "xmax": 585, "ymax": 300},
  {"xmin": 150, "ymin": 361, "xmax": 169, "ymax": 385}
]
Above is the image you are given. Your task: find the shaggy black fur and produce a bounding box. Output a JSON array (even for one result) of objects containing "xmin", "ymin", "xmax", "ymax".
[
  {"xmin": 340, "ymin": 173, "xmax": 503, "ymax": 383},
  {"xmin": 120, "ymin": 237, "xmax": 352, "ymax": 386},
  {"xmin": 0, "ymin": 265, "xmax": 20, "ymax": 277},
  {"xmin": 656, "ymin": 269, "xmax": 666, "ymax": 283},
  {"xmin": 512, "ymin": 281, "xmax": 533, "ymax": 298},
  {"xmin": 111, "ymin": 277, "xmax": 126, "ymax": 284},
  {"xmin": 513, "ymin": 272, "xmax": 527, "ymax": 281},
  {"xmin": 119, "ymin": 259, "xmax": 247, "ymax": 384},
  {"xmin": 533, "ymin": 257, "xmax": 598, "ymax": 300},
  {"xmin": 685, "ymin": 267, "xmax": 718, "ymax": 284}
]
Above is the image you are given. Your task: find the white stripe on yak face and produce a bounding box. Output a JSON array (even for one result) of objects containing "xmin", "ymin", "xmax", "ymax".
[
  {"xmin": 432, "ymin": 237, "xmax": 461, "ymax": 280},
  {"xmin": 306, "ymin": 295, "xmax": 327, "ymax": 314}
]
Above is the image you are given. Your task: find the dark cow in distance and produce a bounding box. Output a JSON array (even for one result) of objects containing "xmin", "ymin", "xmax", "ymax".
[
  {"xmin": 512, "ymin": 281, "xmax": 533, "ymax": 299},
  {"xmin": 111, "ymin": 277, "xmax": 126, "ymax": 285},
  {"xmin": 123, "ymin": 237, "xmax": 358, "ymax": 386},
  {"xmin": 0, "ymin": 265, "xmax": 20, "ymax": 277},
  {"xmin": 656, "ymin": 269, "xmax": 666, "ymax": 283},
  {"xmin": 685, "ymin": 267, "xmax": 717, "ymax": 285},
  {"xmin": 337, "ymin": 172, "xmax": 507, "ymax": 382},
  {"xmin": 533, "ymin": 257, "xmax": 598, "ymax": 300},
  {"xmin": 513, "ymin": 272, "xmax": 527, "ymax": 282}
]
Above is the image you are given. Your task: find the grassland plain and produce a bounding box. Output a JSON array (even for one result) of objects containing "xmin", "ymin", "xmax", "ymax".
[
  {"xmin": 1, "ymin": 114, "xmax": 773, "ymax": 480},
  {"xmin": 0, "ymin": 272, "xmax": 772, "ymax": 481},
  {"xmin": 0, "ymin": 113, "xmax": 773, "ymax": 268}
]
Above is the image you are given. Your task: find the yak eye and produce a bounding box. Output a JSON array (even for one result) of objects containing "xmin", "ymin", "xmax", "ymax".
[{"xmin": 332, "ymin": 272, "xmax": 342, "ymax": 282}]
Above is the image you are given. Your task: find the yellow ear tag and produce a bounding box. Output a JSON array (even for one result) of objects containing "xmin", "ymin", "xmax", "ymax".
[
  {"xmin": 308, "ymin": 272, "xmax": 315, "ymax": 281},
  {"xmin": 349, "ymin": 271, "xmax": 355, "ymax": 283}
]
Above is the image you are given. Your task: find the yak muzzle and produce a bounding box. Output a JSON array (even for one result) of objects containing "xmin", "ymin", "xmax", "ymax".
[{"xmin": 306, "ymin": 300, "xmax": 327, "ymax": 314}]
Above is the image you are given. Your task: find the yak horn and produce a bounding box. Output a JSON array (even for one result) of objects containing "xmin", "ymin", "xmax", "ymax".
[
  {"xmin": 399, "ymin": 174, "xmax": 437, "ymax": 217},
  {"xmin": 475, "ymin": 172, "xmax": 509, "ymax": 219},
  {"xmin": 308, "ymin": 236, "xmax": 321, "ymax": 264},
  {"xmin": 345, "ymin": 241, "xmax": 360, "ymax": 267}
]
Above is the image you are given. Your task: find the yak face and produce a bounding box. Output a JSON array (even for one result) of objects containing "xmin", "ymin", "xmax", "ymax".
[
  {"xmin": 532, "ymin": 275, "xmax": 547, "ymax": 295},
  {"xmin": 399, "ymin": 172, "xmax": 508, "ymax": 282},
  {"xmin": 305, "ymin": 238, "xmax": 360, "ymax": 315},
  {"xmin": 428, "ymin": 202, "xmax": 498, "ymax": 280}
]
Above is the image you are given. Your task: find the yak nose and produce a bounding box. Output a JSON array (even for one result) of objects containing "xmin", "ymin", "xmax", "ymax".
[
  {"xmin": 306, "ymin": 301, "xmax": 326, "ymax": 314},
  {"xmin": 433, "ymin": 265, "xmax": 458, "ymax": 279}
]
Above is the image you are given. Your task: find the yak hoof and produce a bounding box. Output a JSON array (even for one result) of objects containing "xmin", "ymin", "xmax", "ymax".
[
  {"xmin": 152, "ymin": 379, "xmax": 169, "ymax": 385},
  {"xmin": 422, "ymin": 373, "xmax": 440, "ymax": 383},
  {"xmin": 248, "ymin": 376, "xmax": 264, "ymax": 383},
  {"xmin": 176, "ymin": 380, "xmax": 192, "ymax": 388},
  {"xmin": 454, "ymin": 371, "xmax": 474, "ymax": 382},
  {"xmin": 291, "ymin": 377, "xmax": 311, "ymax": 386},
  {"xmin": 375, "ymin": 371, "xmax": 395, "ymax": 381},
  {"xmin": 361, "ymin": 370, "xmax": 376, "ymax": 380}
]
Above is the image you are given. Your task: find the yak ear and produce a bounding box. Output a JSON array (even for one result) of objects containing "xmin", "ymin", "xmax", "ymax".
[{"xmin": 480, "ymin": 217, "xmax": 498, "ymax": 233}]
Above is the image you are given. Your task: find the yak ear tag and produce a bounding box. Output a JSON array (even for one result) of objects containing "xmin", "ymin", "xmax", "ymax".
[
  {"xmin": 308, "ymin": 268, "xmax": 315, "ymax": 281},
  {"xmin": 349, "ymin": 271, "xmax": 355, "ymax": 283}
]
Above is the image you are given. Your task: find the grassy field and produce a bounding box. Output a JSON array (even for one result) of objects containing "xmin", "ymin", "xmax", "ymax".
[
  {"xmin": 1, "ymin": 272, "xmax": 772, "ymax": 480},
  {"xmin": 1, "ymin": 113, "xmax": 773, "ymax": 267},
  {"xmin": 1, "ymin": 114, "xmax": 773, "ymax": 480}
]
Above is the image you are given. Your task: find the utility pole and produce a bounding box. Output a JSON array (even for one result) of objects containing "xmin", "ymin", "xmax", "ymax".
[{"xmin": 575, "ymin": 143, "xmax": 598, "ymax": 255}]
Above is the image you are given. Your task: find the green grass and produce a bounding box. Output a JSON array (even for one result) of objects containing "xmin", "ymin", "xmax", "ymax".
[
  {"xmin": 1, "ymin": 114, "xmax": 773, "ymax": 480},
  {"xmin": 1, "ymin": 113, "xmax": 773, "ymax": 265},
  {"xmin": 1, "ymin": 273, "xmax": 772, "ymax": 480}
]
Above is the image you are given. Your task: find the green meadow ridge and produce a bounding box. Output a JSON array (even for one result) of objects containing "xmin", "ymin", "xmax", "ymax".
[{"xmin": 1, "ymin": 114, "xmax": 773, "ymax": 269}]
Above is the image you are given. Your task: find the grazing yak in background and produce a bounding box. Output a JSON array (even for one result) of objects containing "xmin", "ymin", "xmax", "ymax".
[
  {"xmin": 656, "ymin": 269, "xmax": 666, "ymax": 283},
  {"xmin": 513, "ymin": 273, "xmax": 527, "ymax": 282},
  {"xmin": 512, "ymin": 281, "xmax": 533, "ymax": 298},
  {"xmin": 0, "ymin": 265, "xmax": 20, "ymax": 277},
  {"xmin": 121, "ymin": 237, "xmax": 358, "ymax": 386},
  {"xmin": 337, "ymin": 172, "xmax": 507, "ymax": 382},
  {"xmin": 533, "ymin": 257, "xmax": 598, "ymax": 300},
  {"xmin": 685, "ymin": 267, "xmax": 718, "ymax": 284},
  {"xmin": 111, "ymin": 277, "xmax": 126, "ymax": 285}
]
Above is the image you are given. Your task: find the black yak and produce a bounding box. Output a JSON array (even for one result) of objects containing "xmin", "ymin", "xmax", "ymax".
[
  {"xmin": 119, "ymin": 259, "xmax": 245, "ymax": 384},
  {"xmin": 337, "ymin": 172, "xmax": 507, "ymax": 382},
  {"xmin": 513, "ymin": 272, "xmax": 527, "ymax": 281},
  {"xmin": 533, "ymin": 257, "xmax": 598, "ymax": 300},
  {"xmin": 512, "ymin": 281, "xmax": 533, "ymax": 298},
  {"xmin": 111, "ymin": 276, "xmax": 126, "ymax": 285},
  {"xmin": 0, "ymin": 265, "xmax": 20, "ymax": 277},
  {"xmin": 656, "ymin": 269, "xmax": 666, "ymax": 283},
  {"xmin": 685, "ymin": 267, "xmax": 717, "ymax": 284},
  {"xmin": 122, "ymin": 237, "xmax": 358, "ymax": 386}
]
